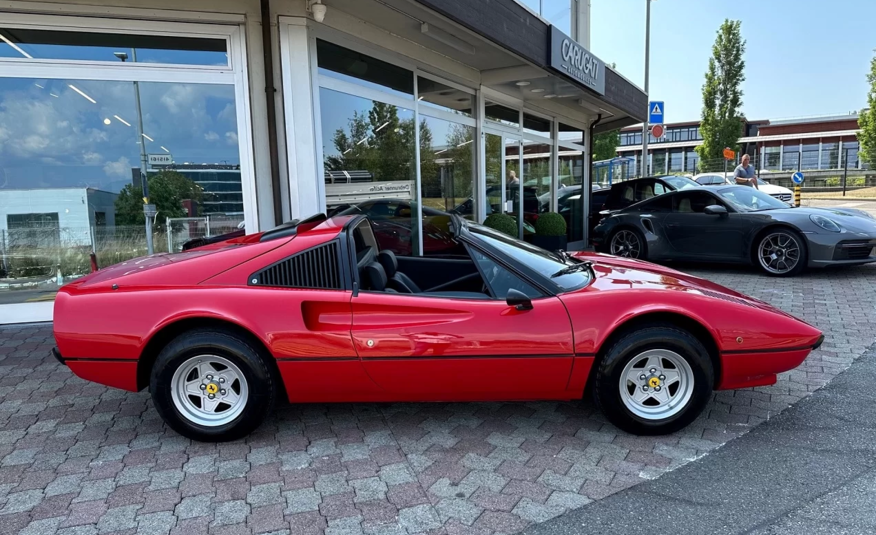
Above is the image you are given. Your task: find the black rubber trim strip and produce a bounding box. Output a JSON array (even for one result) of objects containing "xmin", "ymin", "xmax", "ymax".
[
  {"xmin": 51, "ymin": 347, "xmax": 66, "ymax": 366},
  {"xmin": 722, "ymin": 341, "xmax": 822, "ymax": 355},
  {"xmin": 277, "ymin": 354, "xmax": 586, "ymax": 362},
  {"xmin": 61, "ymin": 357, "xmax": 136, "ymax": 363}
]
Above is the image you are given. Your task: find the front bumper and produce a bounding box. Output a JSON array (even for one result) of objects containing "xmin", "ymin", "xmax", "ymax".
[{"xmin": 807, "ymin": 234, "xmax": 876, "ymax": 267}]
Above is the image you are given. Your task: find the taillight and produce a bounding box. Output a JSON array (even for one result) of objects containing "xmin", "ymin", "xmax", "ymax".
[{"xmin": 89, "ymin": 252, "xmax": 99, "ymax": 273}]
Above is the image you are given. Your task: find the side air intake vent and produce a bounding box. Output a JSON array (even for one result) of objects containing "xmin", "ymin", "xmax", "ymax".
[{"xmin": 250, "ymin": 241, "xmax": 341, "ymax": 289}]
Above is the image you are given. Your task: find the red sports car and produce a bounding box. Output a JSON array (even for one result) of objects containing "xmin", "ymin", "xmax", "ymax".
[{"xmin": 53, "ymin": 213, "xmax": 823, "ymax": 442}]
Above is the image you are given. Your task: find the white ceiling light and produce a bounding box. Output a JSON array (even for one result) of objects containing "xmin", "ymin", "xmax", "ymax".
[
  {"xmin": 103, "ymin": 118, "xmax": 111, "ymax": 125},
  {"xmin": 544, "ymin": 94, "xmax": 557, "ymax": 99},
  {"xmin": 515, "ymin": 81, "xmax": 531, "ymax": 86},
  {"xmin": 113, "ymin": 115, "xmax": 131, "ymax": 126},
  {"xmin": 68, "ymin": 85, "xmax": 96, "ymax": 104},
  {"xmin": 0, "ymin": 32, "xmax": 32, "ymax": 58},
  {"xmin": 530, "ymin": 88, "xmax": 545, "ymax": 93},
  {"xmin": 142, "ymin": 133, "xmax": 154, "ymax": 142}
]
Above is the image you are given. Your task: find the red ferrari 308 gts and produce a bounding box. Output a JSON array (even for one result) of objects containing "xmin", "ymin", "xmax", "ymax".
[{"xmin": 53, "ymin": 213, "xmax": 823, "ymax": 442}]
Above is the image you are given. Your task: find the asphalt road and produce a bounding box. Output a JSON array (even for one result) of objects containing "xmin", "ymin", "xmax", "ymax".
[
  {"xmin": 804, "ymin": 197, "xmax": 876, "ymax": 217},
  {"xmin": 524, "ymin": 345, "xmax": 876, "ymax": 535}
]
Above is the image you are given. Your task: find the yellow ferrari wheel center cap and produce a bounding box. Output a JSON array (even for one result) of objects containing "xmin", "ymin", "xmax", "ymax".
[
  {"xmin": 205, "ymin": 383, "xmax": 219, "ymax": 395},
  {"xmin": 648, "ymin": 377, "xmax": 661, "ymax": 388}
]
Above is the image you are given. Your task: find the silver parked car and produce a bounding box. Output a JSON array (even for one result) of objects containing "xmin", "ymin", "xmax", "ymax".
[{"xmin": 592, "ymin": 185, "xmax": 876, "ymax": 276}]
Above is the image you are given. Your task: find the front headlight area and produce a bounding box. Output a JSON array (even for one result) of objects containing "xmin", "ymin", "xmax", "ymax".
[{"xmin": 810, "ymin": 214, "xmax": 842, "ymax": 233}]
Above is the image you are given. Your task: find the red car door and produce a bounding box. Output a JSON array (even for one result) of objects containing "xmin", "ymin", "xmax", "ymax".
[{"xmin": 350, "ymin": 292, "xmax": 575, "ymax": 401}]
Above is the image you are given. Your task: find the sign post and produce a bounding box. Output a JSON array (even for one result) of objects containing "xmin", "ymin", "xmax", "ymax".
[
  {"xmin": 792, "ymin": 172, "xmax": 804, "ymax": 207},
  {"xmin": 723, "ymin": 148, "xmax": 736, "ymax": 181}
]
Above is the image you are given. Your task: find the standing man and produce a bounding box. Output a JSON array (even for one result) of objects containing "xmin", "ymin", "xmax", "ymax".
[{"xmin": 733, "ymin": 154, "xmax": 759, "ymax": 189}]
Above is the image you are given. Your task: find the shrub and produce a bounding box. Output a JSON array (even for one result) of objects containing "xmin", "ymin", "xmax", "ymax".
[
  {"xmin": 851, "ymin": 177, "xmax": 866, "ymax": 187},
  {"xmin": 483, "ymin": 213, "xmax": 517, "ymax": 237},
  {"xmin": 534, "ymin": 212, "xmax": 567, "ymax": 236},
  {"xmin": 825, "ymin": 177, "xmax": 840, "ymax": 187}
]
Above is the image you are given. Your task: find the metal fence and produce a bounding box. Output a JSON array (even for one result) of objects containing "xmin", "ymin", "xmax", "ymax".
[
  {"xmin": 166, "ymin": 215, "xmax": 244, "ymax": 253},
  {"xmin": 0, "ymin": 225, "xmax": 168, "ymax": 283}
]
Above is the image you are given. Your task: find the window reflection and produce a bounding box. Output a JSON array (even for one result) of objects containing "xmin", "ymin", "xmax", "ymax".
[
  {"xmin": 420, "ymin": 115, "xmax": 476, "ymax": 217},
  {"xmin": 320, "ymin": 88, "xmax": 417, "ymax": 255},
  {"xmin": 417, "ymin": 77, "xmax": 473, "ymax": 117},
  {"xmin": 317, "ymin": 39, "xmax": 414, "ymax": 98},
  {"xmin": 0, "ymin": 28, "xmax": 227, "ymax": 65},
  {"xmin": 0, "ymin": 77, "xmax": 244, "ymax": 303}
]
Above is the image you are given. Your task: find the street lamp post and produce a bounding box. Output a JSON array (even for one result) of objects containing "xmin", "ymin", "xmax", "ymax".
[
  {"xmin": 641, "ymin": 0, "xmax": 653, "ymax": 177},
  {"xmin": 115, "ymin": 49, "xmax": 154, "ymax": 255}
]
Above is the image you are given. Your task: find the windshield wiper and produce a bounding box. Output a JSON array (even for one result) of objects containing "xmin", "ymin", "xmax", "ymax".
[{"xmin": 551, "ymin": 260, "xmax": 593, "ymax": 278}]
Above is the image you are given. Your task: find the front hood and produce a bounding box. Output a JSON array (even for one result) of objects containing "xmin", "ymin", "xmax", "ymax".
[
  {"xmin": 761, "ymin": 206, "xmax": 876, "ymax": 234},
  {"xmin": 758, "ymin": 184, "xmax": 791, "ymax": 194},
  {"xmin": 571, "ymin": 251, "xmax": 783, "ymax": 309}
]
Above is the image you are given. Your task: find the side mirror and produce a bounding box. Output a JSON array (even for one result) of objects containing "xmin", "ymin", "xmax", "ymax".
[
  {"xmin": 704, "ymin": 205, "xmax": 728, "ymax": 216},
  {"xmin": 506, "ymin": 288, "xmax": 533, "ymax": 311}
]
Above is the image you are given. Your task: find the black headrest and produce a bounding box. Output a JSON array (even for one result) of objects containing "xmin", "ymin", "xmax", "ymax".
[
  {"xmin": 377, "ymin": 250, "xmax": 398, "ymax": 277},
  {"xmin": 364, "ymin": 262, "xmax": 388, "ymax": 291}
]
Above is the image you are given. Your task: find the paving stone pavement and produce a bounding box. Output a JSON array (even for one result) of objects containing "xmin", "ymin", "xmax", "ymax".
[{"xmin": 1, "ymin": 264, "xmax": 875, "ymax": 535}]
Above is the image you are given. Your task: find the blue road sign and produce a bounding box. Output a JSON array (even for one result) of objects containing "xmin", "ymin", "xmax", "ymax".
[
  {"xmin": 649, "ymin": 101, "xmax": 664, "ymax": 125},
  {"xmin": 792, "ymin": 172, "xmax": 804, "ymax": 185}
]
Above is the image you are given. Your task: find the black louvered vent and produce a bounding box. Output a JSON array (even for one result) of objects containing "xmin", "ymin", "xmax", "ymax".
[{"xmin": 251, "ymin": 242, "xmax": 341, "ymax": 289}]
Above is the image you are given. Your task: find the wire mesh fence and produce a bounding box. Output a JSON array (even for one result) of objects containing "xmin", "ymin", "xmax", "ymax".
[{"xmin": 166, "ymin": 215, "xmax": 244, "ymax": 253}]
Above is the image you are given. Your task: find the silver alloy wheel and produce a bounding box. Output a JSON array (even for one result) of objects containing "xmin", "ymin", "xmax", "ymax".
[
  {"xmin": 170, "ymin": 355, "xmax": 248, "ymax": 427},
  {"xmin": 758, "ymin": 232, "xmax": 801, "ymax": 275},
  {"xmin": 610, "ymin": 230, "xmax": 642, "ymax": 258},
  {"xmin": 619, "ymin": 349, "xmax": 695, "ymax": 420}
]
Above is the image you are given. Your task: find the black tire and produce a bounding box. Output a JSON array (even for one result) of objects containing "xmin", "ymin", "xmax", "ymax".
[
  {"xmin": 149, "ymin": 328, "xmax": 276, "ymax": 442},
  {"xmin": 753, "ymin": 228, "xmax": 807, "ymax": 277},
  {"xmin": 594, "ymin": 324, "xmax": 713, "ymax": 435},
  {"xmin": 607, "ymin": 227, "xmax": 648, "ymax": 260}
]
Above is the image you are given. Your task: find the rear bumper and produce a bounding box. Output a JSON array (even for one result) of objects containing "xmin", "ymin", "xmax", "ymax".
[{"xmin": 52, "ymin": 347, "xmax": 138, "ymax": 392}]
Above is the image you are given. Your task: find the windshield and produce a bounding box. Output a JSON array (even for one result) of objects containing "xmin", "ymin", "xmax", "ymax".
[
  {"xmin": 467, "ymin": 224, "xmax": 592, "ymax": 291},
  {"xmin": 717, "ymin": 187, "xmax": 790, "ymax": 211},
  {"xmin": 662, "ymin": 176, "xmax": 700, "ymax": 191}
]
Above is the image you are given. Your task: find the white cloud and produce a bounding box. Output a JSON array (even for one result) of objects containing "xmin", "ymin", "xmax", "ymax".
[
  {"xmin": 103, "ymin": 156, "xmax": 131, "ymax": 177},
  {"xmin": 204, "ymin": 131, "xmax": 220, "ymax": 142},
  {"xmin": 225, "ymin": 131, "xmax": 238, "ymax": 145},
  {"xmin": 82, "ymin": 152, "xmax": 103, "ymax": 164}
]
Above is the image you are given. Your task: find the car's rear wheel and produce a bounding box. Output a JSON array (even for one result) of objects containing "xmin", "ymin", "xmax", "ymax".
[
  {"xmin": 594, "ymin": 324, "xmax": 713, "ymax": 435},
  {"xmin": 609, "ymin": 228, "xmax": 646, "ymax": 259},
  {"xmin": 755, "ymin": 228, "xmax": 806, "ymax": 277},
  {"xmin": 150, "ymin": 329, "xmax": 275, "ymax": 442}
]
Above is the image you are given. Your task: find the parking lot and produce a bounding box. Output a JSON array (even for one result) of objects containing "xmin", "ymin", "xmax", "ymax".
[{"xmin": 1, "ymin": 261, "xmax": 875, "ymax": 535}]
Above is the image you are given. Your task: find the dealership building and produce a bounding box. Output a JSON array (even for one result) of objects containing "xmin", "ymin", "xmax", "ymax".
[{"xmin": 0, "ymin": 0, "xmax": 647, "ymax": 320}]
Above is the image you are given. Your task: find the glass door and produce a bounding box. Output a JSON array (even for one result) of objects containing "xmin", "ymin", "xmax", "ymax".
[{"xmin": 484, "ymin": 128, "xmax": 524, "ymax": 238}]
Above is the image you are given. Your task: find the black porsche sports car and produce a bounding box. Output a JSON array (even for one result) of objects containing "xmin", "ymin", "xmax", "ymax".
[{"xmin": 592, "ymin": 185, "xmax": 876, "ymax": 276}]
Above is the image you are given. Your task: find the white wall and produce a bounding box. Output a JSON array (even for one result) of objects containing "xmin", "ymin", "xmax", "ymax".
[{"xmin": 0, "ymin": 188, "xmax": 95, "ymax": 246}]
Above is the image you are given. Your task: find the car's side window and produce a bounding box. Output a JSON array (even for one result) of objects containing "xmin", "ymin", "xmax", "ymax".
[
  {"xmin": 638, "ymin": 195, "xmax": 672, "ymax": 213},
  {"xmin": 672, "ymin": 192, "xmax": 721, "ymax": 214},
  {"xmin": 654, "ymin": 183, "xmax": 666, "ymax": 195},
  {"xmin": 469, "ymin": 247, "xmax": 542, "ymax": 299}
]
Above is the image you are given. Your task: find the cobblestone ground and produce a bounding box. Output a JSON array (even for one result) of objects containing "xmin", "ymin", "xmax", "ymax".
[{"xmin": 1, "ymin": 264, "xmax": 875, "ymax": 535}]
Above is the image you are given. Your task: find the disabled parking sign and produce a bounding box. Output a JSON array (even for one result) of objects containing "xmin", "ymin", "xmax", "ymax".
[{"xmin": 792, "ymin": 172, "xmax": 804, "ymax": 185}]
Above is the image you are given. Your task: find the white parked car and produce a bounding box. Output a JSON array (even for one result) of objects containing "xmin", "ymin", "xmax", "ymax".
[{"xmin": 693, "ymin": 173, "xmax": 794, "ymax": 205}]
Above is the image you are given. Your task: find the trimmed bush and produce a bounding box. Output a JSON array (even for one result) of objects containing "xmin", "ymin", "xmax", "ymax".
[
  {"xmin": 535, "ymin": 212, "xmax": 567, "ymax": 236},
  {"xmin": 483, "ymin": 213, "xmax": 518, "ymax": 237}
]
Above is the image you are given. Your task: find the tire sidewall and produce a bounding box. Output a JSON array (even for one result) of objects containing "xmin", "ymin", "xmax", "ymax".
[
  {"xmin": 595, "ymin": 327, "xmax": 713, "ymax": 435},
  {"xmin": 755, "ymin": 228, "xmax": 807, "ymax": 277},
  {"xmin": 150, "ymin": 330, "xmax": 274, "ymax": 442}
]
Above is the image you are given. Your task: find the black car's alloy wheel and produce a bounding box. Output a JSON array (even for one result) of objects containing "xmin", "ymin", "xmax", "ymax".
[
  {"xmin": 609, "ymin": 229, "xmax": 645, "ymax": 259},
  {"xmin": 756, "ymin": 229, "xmax": 806, "ymax": 277},
  {"xmin": 594, "ymin": 324, "xmax": 714, "ymax": 435},
  {"xmin": 150, "ymin": 328, "xmax": 276, "ymax": 442}
]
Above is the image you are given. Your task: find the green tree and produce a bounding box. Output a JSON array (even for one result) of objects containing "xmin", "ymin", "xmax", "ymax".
[
  {"xmin": 696, "ymin": 19, "xmax": 746, "ymax": 172},
  {"xmin": 593, "ymin": 129, "xmax": 620, "ymax": 161},
  {"xmin": 858, "ymin": 52, "xmax": 876, "ymax": 168},
  {"xmin": 115, "ymin": 170, "xmax": 202, "ymax": 230}
]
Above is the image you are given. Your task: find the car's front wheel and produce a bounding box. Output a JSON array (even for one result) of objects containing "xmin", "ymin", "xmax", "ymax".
[
  {"xmin": 594, "ymin": 324, "xmax": 713, "ymax": 435},
  {"xmin": 755, "ymin": 229, "xmax": 807, "ymax": 277},
  {"xmin": 150, "ymin": 329, "xmax": 276, "ymax": 442}
]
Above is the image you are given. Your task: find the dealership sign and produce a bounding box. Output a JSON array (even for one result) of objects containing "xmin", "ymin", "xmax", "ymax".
[
  {"xmin": 148, "ymin": 153, "xmax": 172, "ymax": 166},
  {"xmin": 548, "ymin": 26, "xmax": 606, "ymax": 95}
]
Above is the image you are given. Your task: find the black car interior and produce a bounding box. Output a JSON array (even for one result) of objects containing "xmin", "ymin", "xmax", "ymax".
[{"xmin": 350, "ymin": 218, "xmax": 525, "ymax": 300}]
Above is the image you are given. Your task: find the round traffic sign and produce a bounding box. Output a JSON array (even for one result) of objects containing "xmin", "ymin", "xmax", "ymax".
[
  {"xmin": 651, "ymin": 124, "xmax": 664, "ymax": 138},
  {"xmin": 792, "ymin": 172, "xmax": 804, "ymax": 185}
]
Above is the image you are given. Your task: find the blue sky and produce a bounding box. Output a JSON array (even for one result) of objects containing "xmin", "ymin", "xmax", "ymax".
[{"xmin": 590, "ymin": 0, "xmax": 875, "ymax": 122}]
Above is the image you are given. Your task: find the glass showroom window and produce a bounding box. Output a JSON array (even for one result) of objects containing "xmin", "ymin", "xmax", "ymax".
[
  {"xmin": 822, "ymin": 142, "xmax": 839, "ymax": 169},
  {"xmin": 764, "ymin": 146, "xmax": 781, "ymax": 170},
  {"xmin": 557, "ymin": 122, "xmax": 585, "ymax": 244},
  {"xmin": 0, "ymin": 18, "xmax": 252, "ymax": 309},
  {"xmin": 316, "ymin": 39, "xmax": 477, "ymax": 256}
]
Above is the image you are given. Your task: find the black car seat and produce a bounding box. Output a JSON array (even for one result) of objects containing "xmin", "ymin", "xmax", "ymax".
[
  {"xmin": 378, "ymin": 250, "xmax": 421, "ymax": 294},
  {"xmin": 364, "ymin": 262, "xmax": 396, "ymax": 293},
  {"xmin": 678, "ymin": 198, "xmax": 693, "ymax": 213}
]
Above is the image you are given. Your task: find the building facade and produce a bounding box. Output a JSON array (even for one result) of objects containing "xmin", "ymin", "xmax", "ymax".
[
  {"xmin": 617, "ymin": 114, "xmax": 864, "ymax": 176},
  {"xmin": 0, "ymin": 0, "xmax": 647, "ymax": 318}
]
